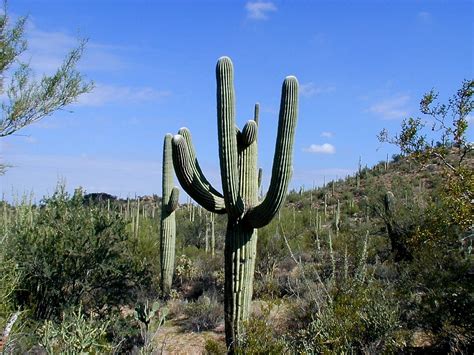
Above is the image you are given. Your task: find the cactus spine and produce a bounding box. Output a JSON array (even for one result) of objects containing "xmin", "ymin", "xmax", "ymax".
[
  {"xmin": 171, "ymin": 57, "xmax": 298, "ymax": 350},
  {"xmin": 160, "ymin": 134, "xmax": 179, "ymax": 297}
]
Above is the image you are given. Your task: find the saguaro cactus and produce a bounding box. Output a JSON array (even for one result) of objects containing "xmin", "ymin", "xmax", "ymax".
[
  {"xmin": 383, "ymin": 191, "xmax": 411, "ymax": 261},
  {"xmin": 171, "ymin": 57, "xmax": 298, "ymax": 350},
  {"xmin": 160, "ymin": 134, "xmax": 179, "ymax": 297}
]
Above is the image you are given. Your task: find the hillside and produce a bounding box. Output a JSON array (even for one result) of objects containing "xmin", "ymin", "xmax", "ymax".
[{"xmin": 1, "ymin": 150, "xmax": 472, "ymax": 353}]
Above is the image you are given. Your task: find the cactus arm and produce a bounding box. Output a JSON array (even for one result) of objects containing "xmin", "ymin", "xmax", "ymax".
[
  {"xmin": 241, "ymin": 120, "xmax": 258, "ymax": 147},
  {"xmin": 160, "ymin": 134, "xmax": 178, "ymax": 297},
  {"xmin": 167, "ymin": 187, "xmax": 179, "ymax": 213},
  {"xmin": 254, "ymin": 102, "xmax": 260, "ymax": 125},
  {"xmin": 258, "ymin": 167, "xmax": 263, "ymax": 190},
  {"xmin": 245, "ymin": 76, "xmax": 298, "ymax": 228},
  {"xmin": 178, "ymin": 127, "xmax": 223, "ymax": 198},
  {"xmin": 216, "ymin": 56, "xmax": 245, "ymax": 218},
  {"xmin": 172, "ymin": 134, "xmax": 227, "ymax": 214}
]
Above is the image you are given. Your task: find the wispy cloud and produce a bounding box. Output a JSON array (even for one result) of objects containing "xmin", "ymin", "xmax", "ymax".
[
  {"xmin": 300, "ymin": 82, "xmax": 335, "ymax": 97},
  {"xmin": 76, "ymin": 84, "xmax": 171, "ymax": 106},
  {"xmin": 367, "ymin": 95, "xmax": 410, "ymax": 120},
  {"xmin": 417, "ymin": 11, "xmax": 432, "ymax": 23},
  {"xmin": 320, "ymin": 131, "xmax": 334, "ymax": 138},
  {"xmin": 303, "ymin": 143, "xmax": 336, "ymax": 154},
  {"xmin": 310, "ymin": 32, "xmax": 327, "ymax": 46},
  {"xmin": 24, "ymin": 136, "xmax": 38, "ymax": 144},
  {"xmin": 245, "ymin": 1, "xmax": 277, "ymax": 20},
  {"xmin": 24, "ymin": 20, "xmax": 126, "ymax": 74}
]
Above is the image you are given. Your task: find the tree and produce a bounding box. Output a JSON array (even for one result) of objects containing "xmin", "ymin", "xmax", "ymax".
[
  {"xmin": 0, "ymin": 3, "xmax": 93, "ymax": 172},
  {"xmin": 379, "ymin": 80, "xmax": 474, "ymax": 352},
  {"xmin": 379, "ymin": 79, "xmax": 473, "ymax": 234}
]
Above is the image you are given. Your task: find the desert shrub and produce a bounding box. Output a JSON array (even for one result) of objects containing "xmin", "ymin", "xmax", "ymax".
[
  {"xmin": 5, "ymin": 186, "xmax": 152, "ymax": 320},
  {"xmin": 182, "ymin": 294, "xmax": 223, "ymax": 332},
  {"xmin": 289, "ymin": 279, "xmax": 401, "ymax": 354},
  {"xmin": 0, "ymin": 235, "xmax": 20, "ymax": 331},
  {"xmin": 205, "ymin": 338, "xmax": 227, "ymax": 354},
  {"xmin": 281, "ymin": 230, "xmax": 402, "ymax": 353},
  {"xmin": 106, "ymin": 312, "xmax": 143, "ymax": 354},
  {"xmin": 37, "ymin": 305, "xmax": 112, "ymax": 354},
  {"xmin": 237, "ymin": 303, "xmax": 287, "ymax": 354},
  {"xmin": 397, "ymin": 244, "xmax": 474, "ymax": 353},
  {"xmin": 132, "ymin": 217, "xmax": 161, "ymax": 290}
]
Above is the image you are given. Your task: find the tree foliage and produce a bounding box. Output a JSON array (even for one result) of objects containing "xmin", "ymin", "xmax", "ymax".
[
  {"xmin": 379, "ymin": 79, "xmax": 473, "ymax": 237},
  {"xmin": 0, "ymin": 2, "xmax": 93, "ymax": 172}
]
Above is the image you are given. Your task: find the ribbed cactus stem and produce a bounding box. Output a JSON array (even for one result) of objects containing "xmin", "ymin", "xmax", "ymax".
[
  {"xmin": 205, "ymin": 213, "xmax": 209, "ymax": 253},
  {"xmin": 210, "ymin": 212, "xmax": 215, "ymax": 257},
  {"xmin": 216, "ymin": 57, "xmax": 245, "ymax": 219},
  {"xmin": 244, "ymin": 75, "xmax": 298, "ymax": 228},
  {"xmin": 171, "ymin": 57, "xmax": 298, "ymax": 350},
  {"xmin": 384, "ymin": 191, "xmax": 395, "ymax": 216},
  {"xmin": 324, "ymin": 193, "xmax": 328, "ymax": 219},
  {"xmin": 160, "ymin": 134, "xmax": 179, "ymax": 298}
]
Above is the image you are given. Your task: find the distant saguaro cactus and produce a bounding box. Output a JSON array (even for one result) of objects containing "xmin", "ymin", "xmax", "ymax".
[
  {"xmin": 171, "ymin": 57, "xmax": 298, "ymax": 351},
  {"xmin": 160, "ymin": 134, "xmax": 179, "ymax": 297},
  {"xmin": 383, "ymin": 191, "xmax": 411, "ymax": 261}
]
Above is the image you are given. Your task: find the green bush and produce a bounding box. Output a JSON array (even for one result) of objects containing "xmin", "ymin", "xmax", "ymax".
[{"xmin": 5, "ymin": 186, "xmax": 152, "ymax": 320}]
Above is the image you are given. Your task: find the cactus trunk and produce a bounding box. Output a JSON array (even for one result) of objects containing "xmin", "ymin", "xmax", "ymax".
[
  {"xmin": 224, "ymin": 223, "xmax": 257, "ymax": 346},
  {"xmin": 171, "ymin": 57, "xmax": 298, "ymax": 351},
  {"xmin": 160, "ymin": 134, "xmax": 179, "ymax": 298}
]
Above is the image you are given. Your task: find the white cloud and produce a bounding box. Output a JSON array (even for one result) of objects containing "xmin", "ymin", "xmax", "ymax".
[
  {"xmin": 300, "ymin": 82, "xmax": 335, "ymax": 97},
  {"xmin": 367, "ymin": 95, "xmax": 410, "ymax": 120},
  {"xmin": 76, "ymin": 84, "xmax": 171, "ymax": 106},
  {"xmin": 303, "ymin": 143, "xmax": 336, "ymax": 154},
  {"xmin": 245, "ymin": 1, "xmax": 277, "ymax": 20},
  {"xmin": 466, "ymin": 114, "xmax": 474, "ymax": 123},
  {"xmin": 320, "ymin": 131, "xmax": 333, "ymax": 138}
]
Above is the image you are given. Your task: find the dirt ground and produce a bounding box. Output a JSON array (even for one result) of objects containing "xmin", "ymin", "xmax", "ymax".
[{"xmin": 152, "ymin": 319, "xmax": 225, "ymax": 354}]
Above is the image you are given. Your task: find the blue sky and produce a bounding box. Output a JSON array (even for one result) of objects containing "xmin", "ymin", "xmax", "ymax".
[{"xmin": 1, "ymin": 0, "xmax": 472, "ymax": 202}]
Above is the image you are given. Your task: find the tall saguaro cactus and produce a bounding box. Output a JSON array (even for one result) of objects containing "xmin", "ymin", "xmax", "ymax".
[
  {"xmin": 171, "ymin": 57, "xmax": 298, "ymax": 350},
  {"xmin": 160, "ymin": 134, "xmax": 179, "ymax": 297}
]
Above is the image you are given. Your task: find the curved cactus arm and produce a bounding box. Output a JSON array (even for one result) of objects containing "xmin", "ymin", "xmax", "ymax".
[
  {"xmin": 172, "ymin": 134, "xmax": 227, "ymax": 214},
  {"xmin": 216, "ymin": 56, "xmax": 245, "ymax": 218},
  {"xmin": 245, "ymin": 76, "xmax": 298, "ymax": 228},
  {"xmin": 241, "ymin": 120, "xmax": 257, "ymax": 147},
  {"xmin": 167, "ymin": 187, "xmax": 179, "ymax": 212},
  {"xmin": 178, "ymin": 127, "xmax": 223, "ymax": 198}
]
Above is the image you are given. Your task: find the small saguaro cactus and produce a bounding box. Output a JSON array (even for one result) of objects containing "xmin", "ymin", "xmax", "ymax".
[
  {"xmin": 160, "ymin": 134, "xmax": 179, "ymax": 297},
  {"xmin": 383, "ymin": 191, "xmax": 411, "ymax": 261},
  {"xmin": 171, "ymin": 56, "xmax": 298, "ymax": 351}
]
